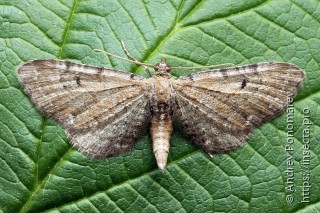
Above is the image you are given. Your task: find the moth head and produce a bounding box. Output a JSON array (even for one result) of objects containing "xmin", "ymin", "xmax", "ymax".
[{"xmin": 154, "ymin": 57, "xmax": 171, "ymax": 75}]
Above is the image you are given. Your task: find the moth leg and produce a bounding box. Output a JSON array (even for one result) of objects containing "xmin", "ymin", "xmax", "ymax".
[
  {"xmin": 144, "ymin": 68, "xmax": 152, "ymax": 78},
  {"xmin": 121, "ymin": 40, "xmax": 152, "ymax": 77}
]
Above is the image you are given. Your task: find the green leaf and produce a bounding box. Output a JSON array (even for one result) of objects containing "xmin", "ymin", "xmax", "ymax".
[{"xmin": 1, "ymin": 0, "xmax": 319, "ymax": 212}]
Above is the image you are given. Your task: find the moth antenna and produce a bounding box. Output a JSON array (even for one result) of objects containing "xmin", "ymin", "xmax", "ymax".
[
  {"xmin": 121, "ymin": 41, "xmax": 152, "ymax": 77},
  {"xmin": 121, "ymin": 41, "xmax": 141, "ymax": 64},
  {"xmin": 171, "ymin": 63, "xmax": 235, "ymax": 70},
  {"xmin": 94, "ymin": 49, "xmax": 155, "ymax": 68}
]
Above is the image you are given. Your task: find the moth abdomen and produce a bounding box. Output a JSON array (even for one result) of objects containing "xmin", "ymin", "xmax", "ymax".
[
  {"xmin": 149, "ymin": 82, "xmax": 173, "ymax": 170},
  {"xmin": 150, "ymin": 110, "xmax": 173, "ymax": 171}
]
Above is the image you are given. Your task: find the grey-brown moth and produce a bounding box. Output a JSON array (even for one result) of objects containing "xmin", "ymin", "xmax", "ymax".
[{"xmin": 17, "ymin": 57, "xmax": 304, "ymax": 170}]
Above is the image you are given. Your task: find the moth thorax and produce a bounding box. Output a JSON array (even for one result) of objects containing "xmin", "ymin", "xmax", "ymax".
[{"xmin": 152, "ymin": 102, "xmax": 171, "ymax": 114}]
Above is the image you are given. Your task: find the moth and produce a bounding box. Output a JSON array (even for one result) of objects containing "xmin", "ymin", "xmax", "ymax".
[{"xmin": 17, "ymin": 55, "xmax": 304, "ymax": 170}]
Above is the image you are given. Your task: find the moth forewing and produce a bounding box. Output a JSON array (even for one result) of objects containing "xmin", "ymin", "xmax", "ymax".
[
  {"xmin": 17, "ymin": 60, "xmax": 151, "ymax": 159},
  {"xmin": 171, "ymin": 62, "xmax": 304, "ymax": 154}
]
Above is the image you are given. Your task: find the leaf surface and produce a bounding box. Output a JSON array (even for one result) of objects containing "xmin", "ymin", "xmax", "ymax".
[{"xmin": 0, "ymin": 0, "xmax": 319, "ymax": 212}]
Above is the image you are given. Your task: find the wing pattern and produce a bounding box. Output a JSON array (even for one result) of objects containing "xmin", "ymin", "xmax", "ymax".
[
  {"xmin": 172, "ymin": 62, "xmax": 304, "ymax": 153},
  {"xmin": 18, "ymin": 60, "xmax": 150, "ymax": 159}
]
